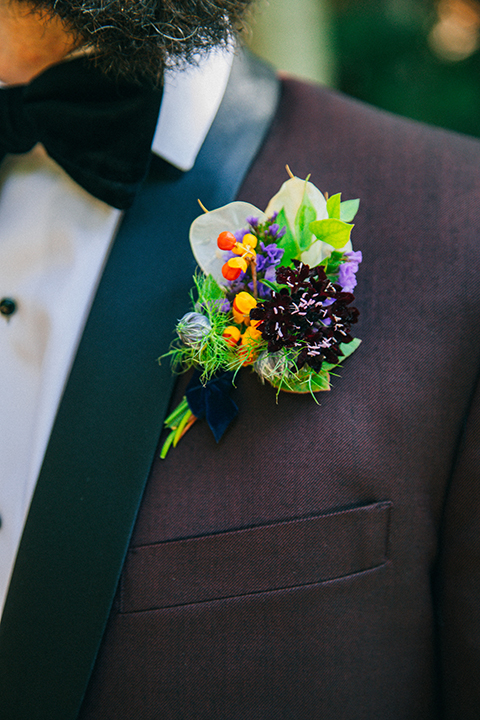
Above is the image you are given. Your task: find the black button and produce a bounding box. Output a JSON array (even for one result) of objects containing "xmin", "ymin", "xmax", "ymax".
[{"xmin": 0, "ymin": 298, "xmax": 17, "ymax": 317}]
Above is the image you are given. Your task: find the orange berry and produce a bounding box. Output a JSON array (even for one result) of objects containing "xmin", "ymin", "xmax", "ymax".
[
  {"xmin": 222, "ymin": 264, "xmax": 242, "ymax": 281},
  {"xmin": 217, "ymin": 231, "xmax": 237, "ymax": 251},
  {"xmin": 223, "ymin": 326, "xmax": 241, "ymax": 346}
]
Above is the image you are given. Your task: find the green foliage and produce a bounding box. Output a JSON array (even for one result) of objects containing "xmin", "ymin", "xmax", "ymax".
[
  {"xmin": 320, "ymin": 250, "xmax": 346, "ymax": 281},
  {"xmin": 295, "ymin": 184, "xmax": 317, "ymax": 252},
  {"xmin": 309, "ymin": 218, "xmax": 354, "ymax": 248},
  {"xmin": 268, "ymin": 366, "xmax": 332, "ymax": 395},
  {"xmin": 340, "ymin": 198, "xmax": 360, "ymax": 222},
  {"xmin": 322, "ymin": 338, "xmax": 362, "ymax": 372},
  {"xmin": 327, "ymin": 193, "xmax": 341, "ymax": 219},
  {"xmin": 274, "ymin": 207, "xmax": 298, "ymax": 265}
]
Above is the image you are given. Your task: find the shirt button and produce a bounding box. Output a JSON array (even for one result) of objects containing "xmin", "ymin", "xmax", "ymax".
[{"xmin": 0, "ymin": 298, "xmax": 17, "ymax": 318}]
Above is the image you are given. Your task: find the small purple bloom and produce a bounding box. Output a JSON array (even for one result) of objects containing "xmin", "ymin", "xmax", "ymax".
[
  {"xmin": 267, "ymin": 223, "xmax": 287, "ymax": 240},
  {"xmin": 345, "ymin": 250, "xmax": 363, "ymax": 270},
  {"xmin": 256, "ymin": 254, "xmax": 267, "ymax": 272},
  {"xmin": 338, "ymin": 251, "xmax": 362, "ymax": 292},
  {"xmin": 260, "ymin": 242, "xmax": 284, "ymax": 266},
  {"xmin": 246, "ymin": 216, "xmax": 259, "ymax": 227},
  {"xmin": 338, "ymin": 263, "xmax": 358, "ymax": 292},
  {"xmin": 264, "ymin": 265, "xmax": 278, "ymax": 283},
  {"xmin": 248, "ymin": 281, "xmax": 271, "ymax": 298},
  {"xmin": 234, "ymin": 228, "xmax": 249, "ymax": 243},
  {"xmin": 217, "ymin": 298, "xmax": 231, "ymax": 312}
]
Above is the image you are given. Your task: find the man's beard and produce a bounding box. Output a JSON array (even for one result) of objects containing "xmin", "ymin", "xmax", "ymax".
[{"xmin": 32, "ymin": 0, "xmax": 255, "ymax": 83}]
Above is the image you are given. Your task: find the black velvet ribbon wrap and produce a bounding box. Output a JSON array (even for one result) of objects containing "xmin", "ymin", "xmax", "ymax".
[{"xmin": 185, "ymin": 370, "xmax": 239, "ymax": 442}]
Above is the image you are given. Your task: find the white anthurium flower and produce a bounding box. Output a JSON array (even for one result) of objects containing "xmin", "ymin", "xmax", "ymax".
[
  {"xmin": 264, "ymin": 175, "xmax": 329, "ymax": 227},
  {"xmin": 190, "ymin": 201, "xmax": 267, "ymax": 283},
  {"xmin": 265, "ymin": 176, "xmax": 353, "ymax": 265}
]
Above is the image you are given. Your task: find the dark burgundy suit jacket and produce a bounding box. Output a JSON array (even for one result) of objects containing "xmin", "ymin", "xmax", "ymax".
[
  {"xmin": 4, "ymin": 60, "xmax": 480, "ymax": 719},
  {"xmin": 74, "ymin": 73, "xmax": 480, "ymax": 719}
]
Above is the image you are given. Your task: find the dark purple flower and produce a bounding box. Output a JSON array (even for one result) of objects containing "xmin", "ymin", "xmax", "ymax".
[
  {"xmin": 246, "ymin": 216, "xmax": 259, "ymax": 227},
  {"xmin": 250, "ymin": 262, "xmax": 359, "ymax": 372}
]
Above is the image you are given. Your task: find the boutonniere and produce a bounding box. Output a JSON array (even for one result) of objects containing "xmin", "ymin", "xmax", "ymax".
[{"xmin": 159, "ymin": 168, "xmax": 362, "ymax": 457}]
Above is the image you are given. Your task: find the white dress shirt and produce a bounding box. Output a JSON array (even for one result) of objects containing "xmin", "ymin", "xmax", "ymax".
[{"xmin": 0, "ymin": 47, "xmax": 234, "ymax": 617}]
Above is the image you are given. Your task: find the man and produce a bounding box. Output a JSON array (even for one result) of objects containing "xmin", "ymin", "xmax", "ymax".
[{"xmin": 0, "ymin": 1, "xmax": 480, "ymax": 718}]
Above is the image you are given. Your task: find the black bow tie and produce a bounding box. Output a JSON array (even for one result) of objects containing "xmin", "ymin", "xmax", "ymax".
[{"xmin": 0, "ymin": 57, "xmax": 163, "ymax": 209}]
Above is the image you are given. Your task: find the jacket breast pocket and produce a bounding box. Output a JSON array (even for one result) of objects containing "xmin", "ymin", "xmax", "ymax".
[{"xmin": 119, "ymin": 500, "xmax": 392, "ymax": 613}]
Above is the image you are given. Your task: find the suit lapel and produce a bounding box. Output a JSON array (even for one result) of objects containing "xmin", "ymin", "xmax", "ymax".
[{"xmin": 0, "ymin": 50, "xmax": 280, "ymax": 720}]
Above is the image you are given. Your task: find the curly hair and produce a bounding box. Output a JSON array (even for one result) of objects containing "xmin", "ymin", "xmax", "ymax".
[{"xmin": 30, "ymin": 0, "xmax": 256, "ymax": 83}]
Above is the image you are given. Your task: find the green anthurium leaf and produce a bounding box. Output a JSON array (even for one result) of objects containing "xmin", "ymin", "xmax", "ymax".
[
  {"xmin": 322, "ymin": 338, "xmax": 362, "ymax": 371},
  {"xmin": 268, "ymin": 368, "xmax": 331, "ymax": 394},
  {"xmin": 339, "ymin": 337, "xmax": 362, "ymax": 359},
  {"xmin": 340, "ymin": 198, "xmax": 360, "ymax": 222},
  {"xmin": 327, "ymin": 193, "xmax": 341, "ymax": 220},
  {"xmin": 309, "ymin": 218, "xmax": 354, "ymax": 249},
  {"xmin": 295, "ymin": 183, "xmax": 318, "ymax": 252},
  {"xmin": 275, "ymin": 207, "xmax": 299, "ymax": 265}
]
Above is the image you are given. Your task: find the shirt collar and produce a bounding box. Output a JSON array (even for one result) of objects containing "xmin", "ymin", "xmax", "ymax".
[{"xmin": 152, "ymin": 45, "xmax": 234, "ymax": 171}]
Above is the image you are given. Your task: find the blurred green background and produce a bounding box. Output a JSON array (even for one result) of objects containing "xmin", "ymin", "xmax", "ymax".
[{"xmin": 249, "ymin": 0, "xmax": 480, "ymax": 139}]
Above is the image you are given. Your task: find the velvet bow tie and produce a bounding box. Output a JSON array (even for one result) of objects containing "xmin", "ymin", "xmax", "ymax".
[{"xmin": 0, "ymin": 57, "xmax": 163, "ymax": 209}]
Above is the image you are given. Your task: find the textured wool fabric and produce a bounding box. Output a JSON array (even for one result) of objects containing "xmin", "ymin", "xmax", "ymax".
[{"xmin": 78, "ymin": 78, "xmax": 480, "ymax": 719}]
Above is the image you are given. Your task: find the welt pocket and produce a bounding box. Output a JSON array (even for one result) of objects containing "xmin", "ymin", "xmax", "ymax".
[{"xmin": 120, "ymin": 500, "xmax": 392, "ymax": 613}]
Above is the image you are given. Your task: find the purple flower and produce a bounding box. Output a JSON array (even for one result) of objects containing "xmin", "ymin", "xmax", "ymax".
[
  {"xmin": 264, "ymin": 265, "xmax": 277, "ymax": 282},
  {"xmin": 246, "ymin": 216, "xmax": 259, "ymax": 227},
  {"xmin": 234, "ymin": 228, "xmax": 249, "ymax": 243},
  {"xmin": 345, "ymin": 251, "xmax": 363, "ymax": 270},
  {"xmin": 256, "ymin": 254, "xmax": 267, "ymax": 272},
  {"xmin": 338, "ymin": 264, "xmax": 358, "ymax": 292},
  {"xmin": 248, "ymin": 281, "xmax": 271, "ymax": 298},
  {"xmin": 260, "ymin": 242, "xmax": 284, "ymax": 266},
  {"xmin": 217, "ymin": 298, "xmax": 231, "ymax": 313},
  {"xmin": 338, "ymin": 251, "xmax": 362, "ymax": 292},
  {"xmin": 250, "ymin": 262, "xmax": 359, "ymax": 372}
]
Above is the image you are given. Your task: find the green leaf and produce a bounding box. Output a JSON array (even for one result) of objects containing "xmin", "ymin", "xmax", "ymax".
[
  {"xmin": 322, "ymin": 338, "xmax": 362, "ymax": 371},
  {"xmin": 258, "ymin": 279, "xmax": 286, "ymax": 293},
  {"xmin": 309, "ymin": 218, "xmax": 354, "ymax": 249},
  {"xmin": 274, "ymin": 207, "xmax": 299, "ymax": 265},
  {"xmin": 295, "ymin": 183, "xmax": 317, "ymax": 252},
  {"xmin": 340, "ymin": 198, "xmax": 360, "ymax": 222},
  {"xmin": 327, "ymin": 193, "xmax": 341, "ymax": 220},
  {"xmin": 339, "ymin": 337, "xmax": 362, "ymax": 360},
  {"xmin": 320, "ymin": 250, "xmax": 344, "ymax": 276},
  {"xmin": 269, "ymin": 368, "xmax": 331, "ymax": 394}
]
